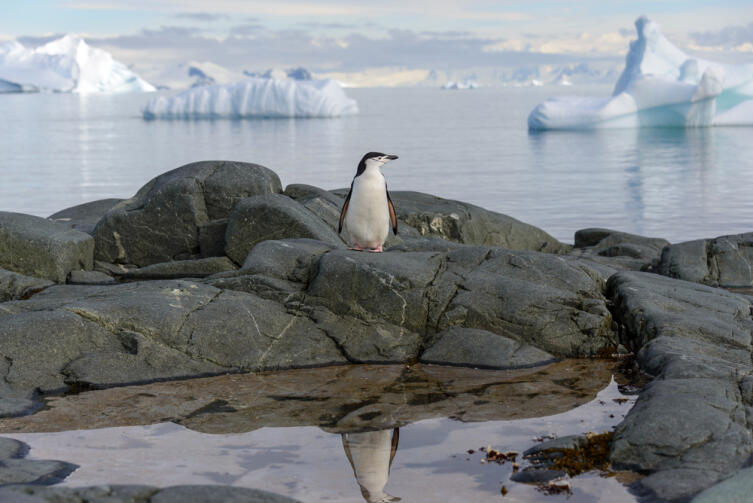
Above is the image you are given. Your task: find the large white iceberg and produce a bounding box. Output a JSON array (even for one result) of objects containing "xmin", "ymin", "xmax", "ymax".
[
  {"xmin": 528, "ymin": 16, "xmax": 753, "ymax": 129},
  {"xmin": 0, "ymin": 35, "xmax": 155, "ymax": 93},
  {"xmin": 142, "ymin": 78, "xmax": 359, "ymax": 120}
]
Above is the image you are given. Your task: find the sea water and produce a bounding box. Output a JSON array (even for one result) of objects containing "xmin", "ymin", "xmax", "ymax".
[{"xmin": 0, "ymin": 85, "xmax": 751, "ymax": 243}]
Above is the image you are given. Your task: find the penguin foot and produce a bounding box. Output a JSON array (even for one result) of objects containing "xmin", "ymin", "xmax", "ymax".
[
  {"xmin": 368, "ymin": 245, "xmax": 384, "ymax": 253},
  {"xmin": 348, "ymin": 246, "xmax": 365, "ymax": 251}
]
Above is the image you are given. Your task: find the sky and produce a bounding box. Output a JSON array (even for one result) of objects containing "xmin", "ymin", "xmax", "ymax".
[{"xmin": 2, "ymin": 0, "xmax": 753, "ymax": 85}]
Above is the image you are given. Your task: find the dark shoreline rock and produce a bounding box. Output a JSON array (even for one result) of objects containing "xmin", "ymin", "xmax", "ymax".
[{"xmin": 607, "ymin": 271, "xmax": 753, "ymax": 501}]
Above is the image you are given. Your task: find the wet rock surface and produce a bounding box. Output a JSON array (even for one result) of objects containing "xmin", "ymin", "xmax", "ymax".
[
  {"xmin": 607, "ymin": 271, "xmax": 753, "ymax": 501},
  {"xmin": 0, "ymin": 361, "xmax": 617, "ymax": 435},
  {"xmin": 659, "ymin": 232, "xmax": 753, "ymax": 288}
]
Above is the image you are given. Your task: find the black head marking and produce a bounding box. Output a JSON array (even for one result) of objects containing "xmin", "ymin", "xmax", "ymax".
[{"xmin": 355, "ymin": 152, "xmax": 398, "ymax": 177}]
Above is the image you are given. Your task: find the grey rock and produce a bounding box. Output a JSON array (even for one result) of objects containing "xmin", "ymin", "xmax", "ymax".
[
  {"xmin": 382, "ymin": 191, "xmax": 570, "ymax": 253},
  {"xmin": 67, "ymin": 270, "xmax": 116, "ymax": 285},
  {"xmin": 523, "ymin": 435, "xmax": 587, "ymax": 457},
  {"xmin": 93, "ymin": 161, "xmax": 281, "ymax": 266},
  {"xmin": 420, "ymin": 327, "xmax": 555, "ymax": 369},
  {"xmin": 0, "ymin": 485, "xmax": 301, "ymax": 503},
  {"xmin": 120, "ymin": 257, "xmax": 237, "ymax": 280},
  {"xmin": 0, "ymin": 398, "xmax": 38, "ymax": 418},
  {"xmin": 571, "ymin": 228, "xmax": 669, "ymax": 272},
  {"xmin": 151, "ymin": 485, "xmax": 301, "ymax": 503},
  {"xmin": 0, "ymin": 212, "xmax": 94, "ymax": 283},
  {"xmin": 224, "ymin": 194, "xmax": 344, "ymax": 264},
  {"xmin": 198, "ymin": 218, "xmax": 228, "ymax": 258},
  {"xmin": 241, "ymin": 239, "xmax": 334, "ymax": 283},
  {"xmin": 0, "ymin": 269, "xmax": 53, "ymax": 302},
  {"xmin": 607, "ymin": 271, "xmax": 753, "ymax": 501},
  {"xmin": 510, "ymin": 468, "xmax": 567, "ymax": 483},
  {"xmin": 48, "ymin": 198, "xmax": 123, "ymax": 235},
  {"xmin": 0, "ymin": 458, "xmax": 77, "ymax": 485},
  {"xmin": 0, "ymin": 438, "xmax": 26, "ymax": 460},
  {"xmin": 659, "ymin": 232, "xmax": 753, "ymax": 288},
  {"xmin": 692, "ymin": 466, "xmax": 753, "ymax": 503}
]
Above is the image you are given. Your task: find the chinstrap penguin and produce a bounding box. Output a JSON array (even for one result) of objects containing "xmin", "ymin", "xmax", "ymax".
[{"xmin": 338, "ymin": 152, "xmax": 399, "ymax": 253}]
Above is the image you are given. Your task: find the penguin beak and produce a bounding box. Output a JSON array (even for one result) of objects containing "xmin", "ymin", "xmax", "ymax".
[{"xmin": 385, "ymin": 155, "xmax": 398, "ymax": 160}]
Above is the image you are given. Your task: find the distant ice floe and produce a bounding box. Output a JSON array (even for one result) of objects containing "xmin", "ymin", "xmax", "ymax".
[
  {"xmin": 528, "ymin": 16, "xmax": 753, "ymax": 129},
  {"xmin": 142, "ymin": 78, "xmax": 359, "ymax": 120},
  {"xmin": 0, "ymin": 35, "xmax": 155, "ymax": 94}
]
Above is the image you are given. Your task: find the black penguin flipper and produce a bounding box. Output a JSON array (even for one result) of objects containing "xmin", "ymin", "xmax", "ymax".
[
  {"xmin": 387, "ymin": 189, "xmax": 398, "ymax": 235},
  {"xmin": 338, "ymin": 183, "xmax": 353, "ymax": 234}
]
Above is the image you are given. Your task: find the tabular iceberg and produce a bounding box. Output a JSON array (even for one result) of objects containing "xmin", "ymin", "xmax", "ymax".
[
  {"xmin": 142, "ymin": 78, "xmax": 359, "ymax": 120},
  {"xmin": 528, "ymin": 16, "xmax": 753, "ymax": 129},
  {"xmin": 0, "ymin": 35, "xmax": 155, "ymax": 94}
]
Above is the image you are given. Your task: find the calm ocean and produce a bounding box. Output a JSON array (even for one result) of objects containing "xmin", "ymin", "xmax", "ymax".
[{"xmin": 1, "ymin": 85, "xmax": 751, "ymax": 243}]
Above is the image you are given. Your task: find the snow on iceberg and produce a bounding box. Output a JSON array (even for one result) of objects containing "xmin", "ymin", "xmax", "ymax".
[
  {"xmin": 0, "ymin": 35, "xmax": 155, "ymax": 93},
  {"xmin": 528, "ymin": 16, "xmax": 753, "ymax": 129},
  {"xmin": 142, "ymin": 78, "xmax": 359, "ymax": 120}
]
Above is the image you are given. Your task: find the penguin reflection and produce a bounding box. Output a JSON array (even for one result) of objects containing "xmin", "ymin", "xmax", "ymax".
[{"xmin": 342, "ymin": 428, "xmax": 401, "ymax": 502}]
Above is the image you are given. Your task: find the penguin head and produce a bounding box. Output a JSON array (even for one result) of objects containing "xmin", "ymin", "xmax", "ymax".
[{"xmin": 357, "ymin": 152, "xmax": 399, "ymax": 175}]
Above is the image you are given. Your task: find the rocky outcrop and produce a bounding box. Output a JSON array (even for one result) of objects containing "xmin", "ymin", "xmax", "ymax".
[
  {"xmin": 93, "ymin": 161, "xmax": 282, "ymax": 266},
  {"xmin": 607, "ymin": 271, "xmax": 753, "ymax": 501},
  {"xmin": 0, "ymin": 237, "xmax": 617, "ymax": 414},
  {"xmin": 659, "ymin": 232, "xmax": 753, "ymax": 288},
  {"xmin": 0, "ymin": 212, "xmax": 94, "ymax": 283}
]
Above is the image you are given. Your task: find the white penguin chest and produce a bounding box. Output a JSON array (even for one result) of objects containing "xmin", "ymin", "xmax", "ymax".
[{"xmin": 344, "ymin": 171, "xmax": 390, "ymax": 246}]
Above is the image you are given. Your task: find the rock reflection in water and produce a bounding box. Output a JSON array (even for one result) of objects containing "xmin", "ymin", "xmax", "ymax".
[
  {"xmin": 0, "ymin": 360, "xmax": 617, "ymax": 434},
  {"xmin": 342, "ymin": 428, "xmax": 401, "ymax": 503},
  {"xmin": 0, "ymin": 360, "xmax": 638, "ymax": 502}
]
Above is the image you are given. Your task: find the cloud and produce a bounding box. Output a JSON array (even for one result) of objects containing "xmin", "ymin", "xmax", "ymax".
[
  {"xmin": 174, "ymin": 12, "xmax": 230, "ymax": 22},
  {"xmin": 229, "ymin": 23, "xmax": 265, "ymax": 36},
  {"xmin": 17, "ymin": 34, "xmax": 67, "ymax": 46},
  {"xmin": 690, "ymin": 23, "xmax": 753, "ymax": 47},
  {"xmin": 483, "ymin": 31, "xmax": 633, "ymax": 55},
  {"xmin": 298, "ymin": 22, "xmax": 357, "ymax": 30}
]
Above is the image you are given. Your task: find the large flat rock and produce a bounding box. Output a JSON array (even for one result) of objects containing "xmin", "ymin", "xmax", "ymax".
[
  {"xmin": 93, "ymin": 161, "xmax": 281, "ymax": 266},
  {"xmin": 0, "ymin": 212, "xmax": 94, "ymax": 283},
  {"xmin": 607, "ymin": 271, "xmax": 753, "ymax": 501}
]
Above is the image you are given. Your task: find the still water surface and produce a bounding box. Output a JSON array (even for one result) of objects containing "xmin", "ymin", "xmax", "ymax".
[
  {"xmin": 1, "ymin": 361, "xmax": 638, "ymax": 502},
  {"xmin": 1, "ymin": 86, "xmax": 751, "ymax": 243}
]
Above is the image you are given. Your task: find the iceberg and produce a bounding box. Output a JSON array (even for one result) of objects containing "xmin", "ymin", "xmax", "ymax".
[
  {"xmin": 0, "ymin": 35, "xmax": 155, "ymax": 93},
  {"xmin": 528, "ymin": 16, "xmax": 753, "ymax": 129},
  {"xmin": 142, "ymin": 78, "xmax": 359, "ymax": 120}
]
